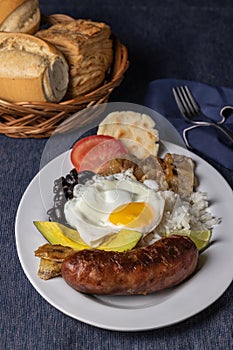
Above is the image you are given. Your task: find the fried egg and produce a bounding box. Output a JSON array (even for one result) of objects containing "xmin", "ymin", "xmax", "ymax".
[{"xmin": 64, "ymin": 173, "xmax": 165, "ymax": 247}]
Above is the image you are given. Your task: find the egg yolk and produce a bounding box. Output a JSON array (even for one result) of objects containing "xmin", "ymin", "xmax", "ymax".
[{"xmin": 108, "ymin": 202, "xmax": 154, "ymax": 228}]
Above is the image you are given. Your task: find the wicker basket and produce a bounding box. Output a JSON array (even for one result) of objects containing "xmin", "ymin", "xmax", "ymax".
[{"xmin": 0, "ymin": 14, "xmax": 129, "ymax": 138}]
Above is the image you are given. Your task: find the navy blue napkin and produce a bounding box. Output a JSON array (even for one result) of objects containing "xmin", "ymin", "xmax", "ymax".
[{"xmin": 144, "ymin": 78, "xmax": 233, "ymax": 171}]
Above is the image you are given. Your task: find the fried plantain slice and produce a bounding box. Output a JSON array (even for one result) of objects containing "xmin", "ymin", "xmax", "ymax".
[
  {"xmin": 35, "ymin": 244, "xmax": 74, "ymax": 262},
  {"xmin": 35, "ymin": 244, "xmax": 75, "ymax": 280},
  {"xmin": 38, "ymin": 258, "xmax": 62, "ymax": 280}
]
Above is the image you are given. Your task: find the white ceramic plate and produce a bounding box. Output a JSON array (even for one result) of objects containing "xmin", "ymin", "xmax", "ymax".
[{"xmin": 15, "ymin": 141, "xmax": 233, "ymax": 331}]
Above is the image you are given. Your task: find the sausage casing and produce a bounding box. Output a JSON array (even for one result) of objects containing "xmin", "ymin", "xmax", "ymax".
[{"xmin": 61, "ymin": 235, "xmax": 199, "ymax": 295}]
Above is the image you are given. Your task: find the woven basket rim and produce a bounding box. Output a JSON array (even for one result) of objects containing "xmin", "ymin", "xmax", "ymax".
[{"xmin": 0, "ymin": 13, "xmax": 129, "ymax": 138}]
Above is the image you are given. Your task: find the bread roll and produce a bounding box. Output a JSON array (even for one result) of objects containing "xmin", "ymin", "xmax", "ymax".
[
  {"xmin": 36, "ymin": 19, "xmax": 113, "ymax": 98},
  {"xmin": 0, "ymin": 33, "xmax": 69, "ymax": 102},
  {"xmin": 0, "ymin": 0, "xmax": 40, "ymax": 34}
]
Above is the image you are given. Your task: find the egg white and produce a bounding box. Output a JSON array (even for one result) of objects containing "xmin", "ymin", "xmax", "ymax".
[{"xmin": 64, "ymin": 173, "xmax": 165, "ymax": 247}]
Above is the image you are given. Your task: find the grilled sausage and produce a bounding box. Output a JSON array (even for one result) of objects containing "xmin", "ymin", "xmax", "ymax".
[{"xmin": 61, "ymin": 235, "xmax": 199, "ymax": 295}]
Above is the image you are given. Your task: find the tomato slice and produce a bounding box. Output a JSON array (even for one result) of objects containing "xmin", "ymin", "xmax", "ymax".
[{"xmin": 71, "ymin": 135, "xmax": 128, "ymax": 172}]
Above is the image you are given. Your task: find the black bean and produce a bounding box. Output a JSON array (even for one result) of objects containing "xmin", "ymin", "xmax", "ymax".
[
  {"xmin": 55, "ymin": 193, "xmax": 66, "ymax": 201},
  {"xmin": 58, "ymin": 189, "xmax": 65, "ymax": 196},
  {"xmin": 47, "ymin": 208, "xmax": 54, "ymax": 216},
  {"xmin": 54, "ymin": 207, "xmax": 63, "ymax": 220},
  {"xmin": 70, "ymin": 168, "xmax": 78, "ymax": 179},
  {"xmin": 53, "ymin": 184, "xmax": 61, "ymax": 193},
  {"xmin": 47, "ymin": 209, "xmax": 57, "ymax": 222},
  {"xmin": 54, "ymin": 177, "xmax": 63, "ymax": 186},
  {"xmin": 65, "ymin": 174, "xmax": 73, "ymax": 184},
  {"xmin": 47, "ymin": 168, "xmax": 95, "ymax": 223},
  {"xmin": 64, "ymin": 189, "xmax": 74, "ymax": 200},
  {"xmin": 54, "ymin": 201, "xmax": 63, "ymax": 208}
]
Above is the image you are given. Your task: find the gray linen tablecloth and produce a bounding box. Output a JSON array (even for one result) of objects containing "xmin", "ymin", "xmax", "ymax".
[{"xmin": 1, "ymin": 0, "xmax": 233, "ymax": 349}]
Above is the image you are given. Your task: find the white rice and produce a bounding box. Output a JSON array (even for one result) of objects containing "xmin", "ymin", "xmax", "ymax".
[{"xmin": 140, "ymin": 190, "xmax": 221, "ymax": 246}]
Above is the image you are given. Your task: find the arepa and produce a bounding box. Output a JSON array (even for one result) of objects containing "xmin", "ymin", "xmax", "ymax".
[{"xmin": 97, "ymin": 111, "xmax": 159, "ymax": 159}]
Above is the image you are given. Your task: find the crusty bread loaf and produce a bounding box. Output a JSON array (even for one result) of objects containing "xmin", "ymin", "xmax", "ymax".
[
  {"xmin": 0, "ymin": 33, "xmax": 69, "ymax": 102},
  {"xmin": 0, "ymin": 0, "xmax": 40, "ymax": 34},
  {"xmin": 36, "ymin": 19, "xmax": 113, "ymax": 99}
]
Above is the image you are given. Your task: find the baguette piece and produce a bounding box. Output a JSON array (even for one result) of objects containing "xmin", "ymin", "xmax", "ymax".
[
  {"xmin": 0, "ymin": 0, "xmax": 40, "ymax": 34},
  {"xmin": 0, "ymin": 33, "xmax": 69, "ymax": 102},
  {"xmin": 36, "ymin": 19, "xmax": 113, "ymax": 98}
]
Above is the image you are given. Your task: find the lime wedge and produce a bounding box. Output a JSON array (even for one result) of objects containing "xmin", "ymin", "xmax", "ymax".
[
  {"xmin": 98, "ymin": 229, "xmax": 142, "ymax": 252},
  {"xmin": 189, "ymin": 230, "xmax": 212, "ymax": 251},
  {"xmin": 166, "ymin": 229, "xmax": 212, "ymax": 251}
]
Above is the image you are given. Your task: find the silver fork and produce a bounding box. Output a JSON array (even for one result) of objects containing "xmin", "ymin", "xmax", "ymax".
[{"xmin": 172, "ymin": 85, "xmax": 233, "ymax": 146}]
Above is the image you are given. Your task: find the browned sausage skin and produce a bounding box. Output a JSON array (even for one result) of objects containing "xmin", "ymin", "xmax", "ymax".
[{"xmin": 61, "ymin": 235, "xmax": 199, "ymax": 295}]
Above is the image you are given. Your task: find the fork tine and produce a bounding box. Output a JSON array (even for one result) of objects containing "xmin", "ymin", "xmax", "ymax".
[
  {"xmin": 172, "ymin": 87, "xmax": 189, "ymax": 117},
  {"xmin": 183, "ymin": 86, "xmax": 201, "ymax": 115},
  {"xmin": 173, "ymin": 86, "xmax": 199, "ymax": 118},
  {"xmin": 180, "ymin": 86, "xmax": 196, "ymax": 116}
]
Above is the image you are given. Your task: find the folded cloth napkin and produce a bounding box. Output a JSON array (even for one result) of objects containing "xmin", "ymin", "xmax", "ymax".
[{"xmin": 144, "ymin": 78, "xmax": 233, "ymax": 171}]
